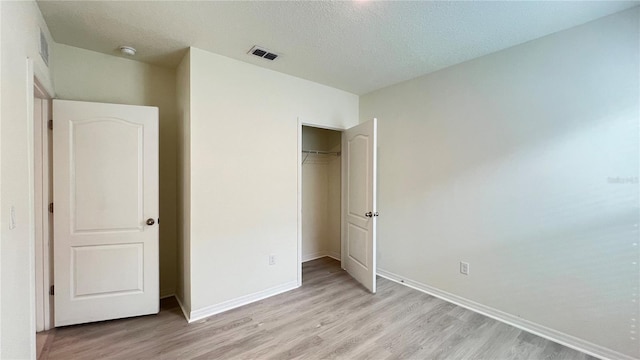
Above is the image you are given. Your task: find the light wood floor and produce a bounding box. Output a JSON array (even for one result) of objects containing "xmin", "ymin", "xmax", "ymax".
[{"xmin": 38, "ymin": 257, "xmax": 595, "ymax": 360}]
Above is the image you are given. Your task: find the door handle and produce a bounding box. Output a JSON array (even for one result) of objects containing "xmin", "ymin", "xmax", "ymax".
[
  {"xmin": 146, "ymin": 218, "xmax": 155, "ymax": 226},
  {"xmin": 364, "ymin": 212, "xmax": 379, "ymax": 218}
]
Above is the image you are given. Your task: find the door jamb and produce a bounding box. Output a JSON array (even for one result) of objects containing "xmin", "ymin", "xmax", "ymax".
[
  {"xmin": 33, "ymin": 76, "xmax": 53, "ymax": 331},
  {"xmin": 296, "ymin": 119, "xmax": 345, "ymax": 287}
]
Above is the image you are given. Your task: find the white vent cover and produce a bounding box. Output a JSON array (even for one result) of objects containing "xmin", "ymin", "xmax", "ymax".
[{"xmin": 248, "ymin": 45, "xmax": 279, "ymax": 61}]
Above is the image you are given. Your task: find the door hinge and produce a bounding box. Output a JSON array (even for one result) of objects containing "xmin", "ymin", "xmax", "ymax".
[
  {"xmin": 49, "ymin": 285, "xmax": 54, "ymax": 296},
  {"xmin": 49, "ymin": 202, "xmax": 54, "ymax": 213},
  {"xmin": 48, "ymin": 120, "xmax": 53, "ymax": 130}
]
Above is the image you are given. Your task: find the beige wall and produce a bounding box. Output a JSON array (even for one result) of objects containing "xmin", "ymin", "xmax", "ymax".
[
  {"xmin": 183, "ymin": 47, "xmax": 358, "ymax": 316},
  {"xmin": 326, "ymin": 152, "xmax": 341, "ymax": 258},
  {"xmin": 361, "ymin": 8, "xmax": 639, "ymax": 360},
  {"xmin": 302, "ymin": 163, "xmax": 330, "ymax": 260},
  {"xmin": 1, "ymin": 1, "xmax": 4, "ymax": 353},
  {"xmin": 0, "ymin": 1, "xmax": 55, "ymax": 358},
  {"xmin": 175, "ymin": 50, "xmax": 191, "ymax": 314},
  {"xmin": 52, "ymin": 43, "xmax": 179, "ymax": 298},
  {"xmin": 302, "ymin": 126, "xmax": 341, "ymax": 152}
]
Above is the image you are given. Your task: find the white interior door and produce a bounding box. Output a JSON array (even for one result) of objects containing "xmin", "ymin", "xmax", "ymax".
[
  {"xmin": 53, "ymin": 99, "xmax": 159, "ymax": 327},
  {"xmin": 342, "ymin": 118, "xmax": 377, "ymax": 293}
]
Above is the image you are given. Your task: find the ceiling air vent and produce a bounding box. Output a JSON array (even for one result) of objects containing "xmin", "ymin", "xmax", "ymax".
[{"xmin": 248, "ymin": 46, "xmax": 279, "ymax": 61}]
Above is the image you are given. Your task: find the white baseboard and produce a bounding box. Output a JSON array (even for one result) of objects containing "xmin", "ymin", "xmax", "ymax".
[
  {"xmin": 188, "ymin": 281, "xmax": 299, "ymax": 323},
  {"xmin": 302, "ymin": 251, "xmax": 329, "ymax": 262},
  {"xmin": 303, "ymin": 251, "xmax": 341, "ymax": 263},
  {"xmin": 377, "ymin": 269, "xmax": 636, "ymax": 360},
  {"xmin": 160, "ymin": 292, "xmax": 175, "ymax": 300},
  {"xmin": 175, "ymin": 295, "xmax": 191, "ymax": 322}
]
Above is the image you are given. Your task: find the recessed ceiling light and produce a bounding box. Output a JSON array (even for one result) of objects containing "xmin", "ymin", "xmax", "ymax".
[{"xmin": 119, "ymin": 46, "xmax": 136, "ymax": 56}]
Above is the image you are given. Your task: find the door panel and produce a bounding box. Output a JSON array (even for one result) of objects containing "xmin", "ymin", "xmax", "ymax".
[
  {"xmin": 53, "ymin": 99, "xmax": 159, "ymax": 327},
  {"xmin": 72, "ymin": 243, "xmax": 143, "ymax": 298},
  {"xmin": 347, "ymin": 135, "xmax": 368, "ymax": 216},
  {"xmin": 342, "ymin": 118, "xmax": 377, "ymax": 293},
  {"xmin": 72, "ymin": 119, "xmax": 143, "ymax": 232},
  {"xmin": 347, "ymin": 224, "xmax": 368, "ymax": 267}
]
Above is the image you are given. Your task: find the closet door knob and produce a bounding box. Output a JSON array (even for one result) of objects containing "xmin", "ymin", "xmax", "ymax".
[
  {"xmin": 146, "ymin": 218, "xmax": 155, "ymax": 226},
  {"xmin": 365, "ymin": 212, "xmax": 373, "ymax": 218}
]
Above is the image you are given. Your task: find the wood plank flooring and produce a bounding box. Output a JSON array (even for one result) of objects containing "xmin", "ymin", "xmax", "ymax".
[{"xmin": 38, "ymin": 257, "xmax": 595, "ymax": 360}]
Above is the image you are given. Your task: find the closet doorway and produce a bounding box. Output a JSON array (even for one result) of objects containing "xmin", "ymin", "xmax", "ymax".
[
  {"xmin": 297, "ymin": 119, "xmax": 378, "ymax": 293},
  {"xmin": 300, "ymin": 125, "xmax": 343, "ymax": 266}
]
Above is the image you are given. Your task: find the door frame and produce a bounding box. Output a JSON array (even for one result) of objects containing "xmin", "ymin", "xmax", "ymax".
[
  {"xmin": 296, "ymin": 119, "xmax": 346, "ymax": 286},
  {"xmin": 33, "ymin": 76, "xmax": 53, "ymax": 331}
]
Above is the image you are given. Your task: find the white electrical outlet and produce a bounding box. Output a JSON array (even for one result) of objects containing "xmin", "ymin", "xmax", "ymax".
[
  {"xmin": 269, "ymin": 254, "xmax": 276, "ymax": 266},
  {"xmin": 460, "ymin": 261, "xmax": 469, "ymax": 275}
]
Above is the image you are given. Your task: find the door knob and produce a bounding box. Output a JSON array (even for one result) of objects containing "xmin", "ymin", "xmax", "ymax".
[
  {"xmin": 146, "ymin": 218, "xmax": 155, "ymax": 226},
  {"xmin": 365, "ymin": 212, "xmax": 373, "ymax": 218}
]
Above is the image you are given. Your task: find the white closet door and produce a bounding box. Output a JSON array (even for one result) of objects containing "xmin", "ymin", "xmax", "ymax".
[
  {"xmin": 342, "ymin": 118, "xmax": 377, "ymax": 293},
  {"xmin": 53, "ymin": 99, "xmax": 159, "ymax": 326}
]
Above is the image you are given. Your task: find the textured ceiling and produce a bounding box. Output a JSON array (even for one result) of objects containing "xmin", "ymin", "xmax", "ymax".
[{"xmin": 38, "ymin": 1, "xmax": 638, "ymax": 95}]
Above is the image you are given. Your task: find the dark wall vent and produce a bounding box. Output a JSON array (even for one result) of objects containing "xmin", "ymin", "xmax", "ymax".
[
  {"xmin": 248, "ymin": 46, "xmax": 279, "ymax": 61},
  {"xmin": 263, "ymin": 52, "xmax": 278, "ymax": 60}
]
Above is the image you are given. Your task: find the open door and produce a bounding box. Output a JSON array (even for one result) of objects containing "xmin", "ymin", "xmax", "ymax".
[
  {"xmin": 53, "ymin": 100, "xmax": 159, "ymax": 326},
  {"xmin": 342, "ymin": 118, "xmax": 377, "ymax": 293}
]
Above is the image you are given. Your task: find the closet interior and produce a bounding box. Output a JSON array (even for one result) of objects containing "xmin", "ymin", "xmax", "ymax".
[{"xmin": 301, "ymin": 126, "xmax": 342, "ymax": 265}]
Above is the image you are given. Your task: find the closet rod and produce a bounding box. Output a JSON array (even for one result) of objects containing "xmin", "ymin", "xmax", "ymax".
[{"xmin": 301, "ymin": 149, "xmax": 341, "ymax": 156}]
